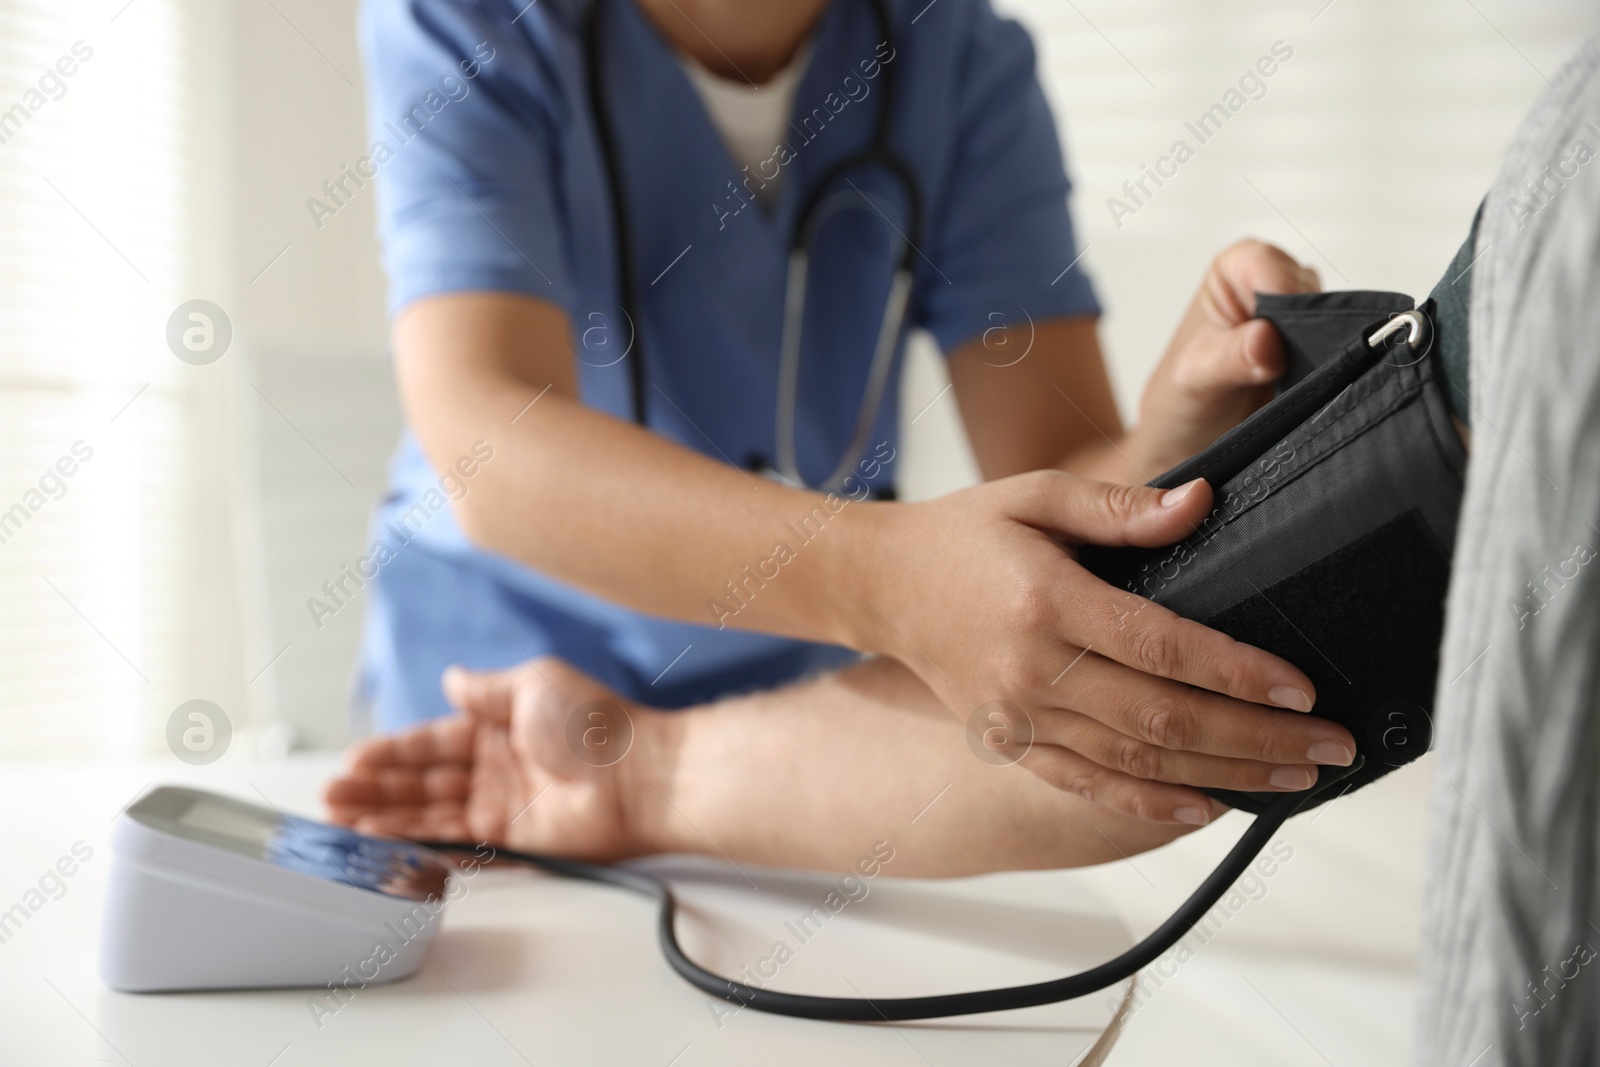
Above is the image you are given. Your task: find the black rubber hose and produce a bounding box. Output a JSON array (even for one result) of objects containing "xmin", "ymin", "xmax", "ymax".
[{"xmin": 416, "ymin": 757, "xmax": 1361, "ymax": 1022}]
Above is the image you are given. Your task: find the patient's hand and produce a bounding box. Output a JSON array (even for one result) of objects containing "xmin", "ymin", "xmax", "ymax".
[
  {"xmin": 1130, "ymin": 240, "xmax": 1321, "ymax": 472},
  {"xmin": 324, "ymin": 659, "xmax": 656, "ymax": 861}
]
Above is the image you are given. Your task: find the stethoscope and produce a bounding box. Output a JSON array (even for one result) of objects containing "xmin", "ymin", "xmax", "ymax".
[{"xmin": 585, "ymin": 0, "xmax": 922, "ymax": 494}]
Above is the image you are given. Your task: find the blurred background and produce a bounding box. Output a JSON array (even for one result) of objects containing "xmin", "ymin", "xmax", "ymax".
[
  {"xmin": 1, "ymin": 1, "xmax": 1595, "ymax": 1061},
  {"xmin": 6, "ymin": 0, "xmax": 1594, "ymax": 760}
]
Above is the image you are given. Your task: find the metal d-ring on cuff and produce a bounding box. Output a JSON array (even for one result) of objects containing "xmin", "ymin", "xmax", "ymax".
[{"xmin": 1367, "ymin": 308, "xmax": 1432, "ymax": 353}]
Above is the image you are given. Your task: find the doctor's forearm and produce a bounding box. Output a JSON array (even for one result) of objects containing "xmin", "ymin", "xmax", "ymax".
[
  {"xmin": 393, "ymin": 294, "xmax": 880, "ymax": 650},
  {"xmin": 438, "ymin": 389, "xmax": 881, "ymax": 647},
  {"xmin": 945, "ymin": 318, "xmax": 1181, "ymax": 485}
]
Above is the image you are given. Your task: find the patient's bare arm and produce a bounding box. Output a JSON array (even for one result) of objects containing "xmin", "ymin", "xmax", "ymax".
[{"xmin": 325, "ymin": 656, "xmax": 1223, "ymax": 876}]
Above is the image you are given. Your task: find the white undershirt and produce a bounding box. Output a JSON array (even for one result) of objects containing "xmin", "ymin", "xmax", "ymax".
[{"xmin": 678, "ymin": 44, "xmax": 812, "ymax": 207}]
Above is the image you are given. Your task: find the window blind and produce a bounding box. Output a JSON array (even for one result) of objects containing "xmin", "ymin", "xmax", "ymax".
[{"xmin": 0, "ymin": 0, "xmax": 190, "ymax": 757}]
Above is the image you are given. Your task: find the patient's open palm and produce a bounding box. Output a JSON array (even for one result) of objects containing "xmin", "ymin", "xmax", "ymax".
[{"xmin": 324, "ymin": 661, "xmax": 641, "ymax": 861}]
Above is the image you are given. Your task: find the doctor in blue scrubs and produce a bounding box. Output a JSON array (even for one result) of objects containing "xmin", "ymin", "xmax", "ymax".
[{"xmin": 343, "ymin": 0, "xmax": 1359, "ymax": 841}]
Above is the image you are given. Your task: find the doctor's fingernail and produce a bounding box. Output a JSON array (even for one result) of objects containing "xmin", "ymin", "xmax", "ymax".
[
  {"xmin": 1306, "ymin": 740, "xmax": 1354, "ymax": 766},
  {"xmin": 1267, "ymin": 685, "xmax": 1313, "ymax": 712},
  {"xmin": 1161, "ymin": 479, "xmax": 1203, "ymax": 507},
  {"xmin": 1247, "ymin": 345, "xmax": 1280, "ymax": 381},
  {"xmin": 1174, "ymin": 806, "xmax": 1210, "ymax": 826},
  {"xmin": 1267, "ymin": 687, "xmax": 1305, "ymax": 713},
  {"xmin": 1269, "ymin": 766, "xmax": 1315, "ymax": 790}
]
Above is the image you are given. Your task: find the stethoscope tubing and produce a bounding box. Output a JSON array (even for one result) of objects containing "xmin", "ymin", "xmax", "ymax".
[{"xmin": 586, "ymin": 0, "xmax": 921, "ymax": 492}]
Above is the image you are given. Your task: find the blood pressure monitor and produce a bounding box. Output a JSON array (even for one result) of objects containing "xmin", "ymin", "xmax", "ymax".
[{"xmin": 101, "ymin": 786, "xmax": 454, "ymax": 992}]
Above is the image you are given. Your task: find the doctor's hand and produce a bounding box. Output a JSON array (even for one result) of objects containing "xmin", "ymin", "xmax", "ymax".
[
  {"xmin": 1127, "ymin": 239, "xmax": 1320, "ymax": 474},
  {"xmin": 850, "ymin": 470, "xmax": 1355, "ymax": 825}
]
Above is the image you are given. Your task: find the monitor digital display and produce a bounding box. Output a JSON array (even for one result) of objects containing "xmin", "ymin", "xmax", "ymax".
[{"xmin": 133, "ymin": 788, "xmax": 451, "ymax": 902}]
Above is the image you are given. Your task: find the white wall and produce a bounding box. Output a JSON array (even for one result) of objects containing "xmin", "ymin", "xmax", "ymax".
[
  {"xmin": 222, "ymin": 0, "xmax": 397, "ymax": 748},
  {"xmin": 903, "ymin": 0, "xmax": 1600, "ymax": 498},
  {"xmin": 215, "ymin": 1, "xmax": 1600, "ymax": 745}
]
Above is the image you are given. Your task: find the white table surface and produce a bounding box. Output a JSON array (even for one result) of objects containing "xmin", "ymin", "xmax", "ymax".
[{"xmin": 0, "ymin": 754, "xmax": 1138, "ymax": 1067}]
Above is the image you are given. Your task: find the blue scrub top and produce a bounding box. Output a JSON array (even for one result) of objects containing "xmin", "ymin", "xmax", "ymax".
[{"xmin": 356, "ymin": 0, "xmax": 1099, "ymax": 730}]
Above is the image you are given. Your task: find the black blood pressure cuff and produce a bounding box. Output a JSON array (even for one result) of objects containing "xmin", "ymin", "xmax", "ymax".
[{"xmin": 1079, "ymin": 292, "xmax": 1468, "ymax": 814}]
